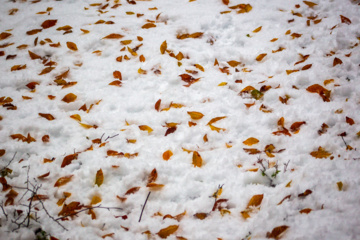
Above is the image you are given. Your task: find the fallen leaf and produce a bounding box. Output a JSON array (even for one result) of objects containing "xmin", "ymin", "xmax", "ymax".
[
  {"xmin": 256, "ymin": 53, "xmax": 267, "ymax": 61},
  {"xmin": 95, "ymin": 169, "xmax": 104, "ymax": 187},
  {"xmin": 54, "ymin": 175, "xmax": 73, "ymax": 187},
  {"xmin": 246, "ymin": 194, "xmax": 263, "ymax": 208},
  {"xmin": 61, "ymin": 93, "xmax": 77, "ymax": 103},
  {"xmin": 192, "ymin": 151, "xmax": 202, "ymax": 167},
  {"xmin": 66, "ymin": 42, "xmax": 78, "ymax": 51},
  {"xmin": 139, "ymin": 125, "xmax": 153, "ymax": 133},
  {"xmin": 163, "ymin": 150, "xmax": 173, "ymax": 160},
  {"xmin": 109, "ymin": 80, "xmax": 121, "ymax": 87},
  {"xmin": 340, "ymin": 15, "xmax": 351, "ymax": 25},
  {"xmin": 306, "ymin": 84, "xmax": 331, "ymax": 102},
  {"xmin": 299, "ymin": 208, "xmax": 312, "ymax": 214},
  {"xmin": 187, "ymin": 111, "xmax": 204, "ymax": 120},
  {"xmin": 298, "ymin": 189, "xmax": 312, "ymax": 197},
  {"xmin": 243, "ymin": 148, "xmax": 261, "ymax": 155},
  {"xmin": 277, "ymin": 195, "xmax": 291, "ymax": 205},
  {"xmin": 148, "ymin": 168, "xmax": 158, "ymax": 184},
  {"xmin": 337, "ymin": 181, "xmax": 343, "ymax": 191},
  {"xmin": 227, "ymin": 60, "xmax": 241, "ymax": 67},
  {"xmin": 103, "ymin": 33, "xmax": 124, "ymax": 39},
  {"xmin": 253, "ymin": 26, "xmax": 262, "ymax": 33},
  {"xmin": 26, "ymin": 29, "xmax": 42, "ymax": 35},
  {"xmin": 207, "ymin": 116, "xmax": 226, "ymax": 125},
  {"xmin": 0, "ymin": 149, "xmax": 5, "ymax": 157},
  {"xmin": 61, "ymin": 153, "xmax": 78, "ymax": 168},
  {"xmin": 301, "ymin": 64, "xmax": 312, "ymax": 70},
  {"xmin": 113, "ymin": 70, "xmax": 122, "ymax": 80},
  {"xmin": 39, "ymin": 67, "xmax": 55, "ymax": 75},
  {"xmin": 194, "ymin": 213, "xmax": 207, "ymax": 220},
  {"xmin": 157, "ymin": 225, "xmax": 179, "ymax": 239},
  {"xmin": 146, "ymin": 183, "xmax": 165, "ymax": 190},
  {"xmin": 39, "ymin": 113, "xmax": 55, "ymax": 121},
  {"xmin": 266, "ymin": 225, "xmax": 289, "ymax": 239},
  {"xmin": 125, "ymin": 187, "xmax": 140, "ymax": 195},
  {"xmin": 58, "ymin": 201, "xmax": 82, "ymax": 216},
  {"xmin": 243, "ymin": 137, "xmax": 259, "ymax": 146},
  {"xmin": 0, "ymin": 32, "xmax": 12, "ymax": 40},
  {"xmin": 160, "ymin": 41, "xmax": 167, "ymax": 54},
  {"xmin": 28, "ymin": 50, "xmax": 41, "ymax": 60},
  {"xmin": 155, "ymin": 99, "xmax": 161, "ymax": 111},
  {"xmin": 333, "ymin": 57, "xmax": 343, "ymax": 66},
  {"xmin": 303, "ymin": 1, "xmax": 317, "ymax": 8},
  {"xmin": 290, "ymin": 121, "xmax": 306, "ymax": 133},
  {"xmin": 37, "ymin": 172, "xmax": 50, "ymax": 179},
  {"xmin": 11, "ymin": 64, "xmax": 26, "ymax": 71},
  {"xmin": 41, "ymin": 19, "xmax": 57, "ymax": 29},
  {"xmin": 142, "ymin": 23, "xmax": 156, "ymax": 29}
]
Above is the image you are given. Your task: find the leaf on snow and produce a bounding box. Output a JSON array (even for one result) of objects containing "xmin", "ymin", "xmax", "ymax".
[
  {"xmin": 54, "ymin": 175, "xmax": 73, "ymax": 187},
  {"xmin": 102, "ymin": 33, "xmax": 124, "ymax": 39},
  {"xmin": 148, "ymin": 168, "xmax": 158, "ymax": 184},
  {"xmin": 157, "ymin": 225, "xmax": 179, "ymax": 239},
  {"xmin": 192, "ymin": 151, "xmax": 203, "ymax": 167},
  {"xmin": 266, "ymin": 225, "xmax": 289, "ymax": 239},
  {"xmin": 243, "ymin": 137, "xmax": 259, "ymax": 146},
  {"xmin": 163, "ymin": 150, "xmax": 173, "ymax": 160},
  {"xmin": 61, "ymin": 153, "xmax": 78, "ymax": 168},
  {"xmin": 310, "ymin": 146, "xmax": 331, "ymax": 159},
  {"xmin": 66, "ymin": 42, "xmax": 78, "ymax": 51},
  {"xmin": 160, "ymin": 41, "xmax": 167, "ymax": 54},
  {"xmin": 39, "ymin": 113, "xmax": 55, "ymax": 121},
  {"xmin": 95, "ymin": 169, "xmax": 104, "ymax": 187}
]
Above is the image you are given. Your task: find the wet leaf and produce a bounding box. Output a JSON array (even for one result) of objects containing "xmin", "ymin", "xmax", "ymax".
[
  {"xmin": 346, "ymin": 117, "xmax": 355, "ymax": 126},
  {"xmin": 187, "ymin": 111, "xmax": 204, "ymax": 120},
  {"xmin": 113, "ymin": 70, "xmax": 122, "ymax": 80},
  {"xmin": 103, "ymin": 33, "xmax": 124, "ymax": 39},
  {"xmin": 58, "ymin": 201, "xmax": 82, "ymax": 216},
  {"xmin": 192, "ymin": 151, "xmax": 202, "ymax": 167},
  {"xmin": 61, "ymin": 93, "xmax": 77, "ymax": 103},
  {"xmin": 251, "ymin": 90, "xmax": 263, "ymax": 100},
  {"xmin": 160, "ymin": 41, "xmax": 167, "ymax": 54},
  {"xmin": 243, "ymin": 137, "xmax": 259, "ymax": 146},
  {"xmin": 266, "ymin": 225, "xmax": 289, "ymax": 239},
  {"xmin": 39, "ymin": 113, "xmax": 55, "ymax": 121},
  {"xmin": 310, "ymin": 146, "xmax": 331, "ymax": 159},
  {"xmin": 95, "ymin": 169, "xmax": 104, "ymax": 187},
  {"xmin": 41, "ymin": 19, "xmax": 57, "ymax": 29},
  {"xmin": 157, "ymin": 225, "xmax": 179, "ymax": 239},
  {"xmin": 37, "ymin": 172, "xmax": 50, "ymax": 179},
  {"xmin": 66, "ymin": 42, "xmax": 78, "ymax": 51},
  {"xmin": 61, "ymin": 153, "xmax": 78, "ymax": 168},
  {"xmin": 298, "ymin": 189, "xmax": 312, "ymax": 197},
  {"xmin": 163, "ymin": 150, "xmax": 173, "ymax": 160},
  {"xmin": 301, "ymin": 64, "xmax": 312, "ymax": 70},
  {"xmin": 54, "ymin": 175, "xmax": 73, "ymax": 187},
  {"xmin": 299, "ymin": 208, "xmax": 312, "ymax": 214}
]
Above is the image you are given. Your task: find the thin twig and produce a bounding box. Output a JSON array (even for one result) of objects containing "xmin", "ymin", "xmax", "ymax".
[
  {"xmin": 0, "ymin": 202, "xmax": 8, "ymax": 220},
  {"xmin": 257, "ymin": 157, "xmax": 275, "ymax": 187},
  {"xmin": 55, "ymin": 205, "xmax": 122, "ymax": 221},
  {"xmin": 283, "ymin": 160, "xmax": 290, "ymax": 172},
  {"xmin": 37, "ymin": 198, "xmax": 68, "ymax": 231},
  {"xmin": 104, "ymin": 134, "xmax": 119, "ymax": 142},
  {"xmin": 139, "ymin": 191, "xmax": 151, "ymax": 222}
]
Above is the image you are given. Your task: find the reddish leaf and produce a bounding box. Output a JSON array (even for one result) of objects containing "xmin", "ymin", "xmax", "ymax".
[
  {"xmin": 346, "ymin": 117, "xmax": 355, "ymax": 125},
  {"xmin": 58, "ymin": 201, "xmax": 82, "ymax": 216},
  {"xmin": 266, "ymin": 225, "xmax": 289, "ymax": 239},
  {"xmin": 298, "ymin": 189, "xmax": 312, "ymax": 197},
  {"xmin": 340, "ymin": 15, "xmax": 351, "ymax": 25},
  {"xmin": 113, "ymin": 70, "xmax": 122, "ymax": 80},
  {"xmin": 61, "ymin": 153, "xmax": 78, "ymax": 168},
  {"xmin": 212, "ymin": 199, "xmax": 228, "ymax": 211},
  {"xmin": 148, "ymin": 168, "xmax": 158, "ymax": 184},
  {"xmin": 165, "ymin": 127, "xmax": 177, "ymax": 136},
  {"xmin": 54, "ymin": 175, "xmax": 73, "ymax": 187},
  {"xmin": 125, "ymin": 187, "xmax": 140, "ymax": 195},
  {"xmin": 155, "ymin": 99, "xmax": 161, "ymax": 111},
  {"xmin": 41, "ymin": 19, "xmax": 57, "ymax": 29},
  {"xmin": 333, "ymin": 57, "xmax": 343, "ymax": 66}
]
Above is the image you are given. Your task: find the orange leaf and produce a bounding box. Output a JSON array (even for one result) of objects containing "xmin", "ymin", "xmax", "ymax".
[
  {"xmin": 95, "ymin": 169, "xmax": 104, "ymax": 187},
  {"xmin": 160, "ymin": 41, "xmax": 167, "ymax": 54},
  {"xmin": 256, "ymin": 53, "xmax": 267, "ymax": 61},
  {"xmin": 266, "ymin": 226, "xmax": 289, "ymax": 239},
  {"xmin": 194, "ymin": 213, "xmax": 208, "ymax": 220},
  {"xmin": 290, "ymin": 121, "xmax": 306, "ymax": 133},
  {"xmin": 192, "ymin": 151, "xmax": 202, "ymax": 167},
  {"xmin": 80, "ymin": 29, "xmax": 89, "ymax": 34},
  {"xmin": 37, "ymin": 172, "xmax": 50, "ymax": 179},
  {"xmin": 61, "ymin": 153, "xmax": 78, "ymax": 168},
  {"xmin": 187, "ymin": 111, "xmax": 204, "ymax": 120},
  {"xmin": 299, "ymin": 208, "xmax": 312, "ymax": 214},
  {"xmin": 139, "ymin": 54, "xmax": 145, "ymax": 62},
  {"xmin": 0, "ymin": 32, "xmax": 12, "ymax": 40},
  {"xmin": 58, "ymin": 201, "xmax": 82, "ymax": 216},
  {"xmin": 109, "ymin": 80, "xmax": 121, "ymax": 87},
  {"xmin": 306, "ymin": 84, "xmax": 331, "ymax": 102},
  {"xmin": 66, "ymin": 42, "xmax": 78, "ymax": 51},
  {"xmin": 243, "ymin": 137, "xmax": 259, "ymax": 146},
  {"xmin": 243, "ymin": 148, "xmax": 261, "ymax": 155},
  {"xmin": 142, "ymin": 23, "xmax": 156, "ymax": 29},
  {"xmin": 190, "ymin": 32, "xmax": 203, "ymax": 38},
  {"xmin": 54, "ymin": 175, "xmax": 73, "ymax": 187},
  {"xmin": 155, "ymin": 99, "xmax": 161, "ymax": 111},
  {"xmin": 39, "ymin": 113, "xmax": 55, "ymax": 121},
  {"xmin": 0, "ymin": 149, "xmax": 5, "ymax": 157},
  {"xmin": 227, "ymin": 60, "xmax": 241, "ymax": 67},
  {"xmin": 146, "ymin": 183, "xmax": 164, "ymax": 190},
  {"xmin": 301, "ymin": 64, "xmax": 312, "ymax": 70},
  {"xmin": 346, "ymin": 116, "xmax": 355, "ymax": 125},
  {"xmin": 310, "ymin": 146, "xmax": 331, "ymax": 159},
  {"xmin": 120, "ymin": 40, "xmax": 132, "ymax": 45},
  {"xmin": 246, "ymin": 194, "xmax": 263, "ymax": 208},
  {"xmin": 113, "ymin": 70, "xmax": 122, "ymax": 80},
  {"xmin": 26, "ymin": 29, "xmax": 42, "ymax": 35},
  {"xmin": 139, "ymin": 125, "xmax": 153, "ymax": 133},
  {"xmin": 11, "ymin": 64, "xmax": 26, "ymax": 71},
  {"xmin": 61, "ymin": 93, "xmax": 77, "ymax": 103},
  {"xmin": 148, "ymin": 168, "xmax": 158, "ymax": 184},
  {"xmin": 39, "ymin": 67, "xmax": 55, "ymax": 75},
  {"xmin": 163, "ymin": 150, "xmax": 173, "ymax": 160},
  {"xmin": 28, "ymin": 50, "xmax": 41, "ymax": 60},
  {"xmin": 70, "ymin": 114, "xmax": 81, "ymax": 122},
  {"xmin": 303, "ymin": 1, "xmax": 317, "ymax": 7},
  {"xmin": 157, "ymin": 225, "xmax": 179, "ymax": 239},
  {"xmin": 125, "ymin": 187, "xmax": 140, "ymax": 195},
  {"xmin": 286, "ymin": 69, "xmax": 299, "ymax": 75},
  {"xmin": 103, "ymin": 33, "xmax": 124, "ymax": 39}
]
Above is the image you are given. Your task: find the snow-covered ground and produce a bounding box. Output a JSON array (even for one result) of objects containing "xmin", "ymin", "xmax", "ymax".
[{"xmin": 1, "ymin": 0, "xmax": 360, "ymax": 239}]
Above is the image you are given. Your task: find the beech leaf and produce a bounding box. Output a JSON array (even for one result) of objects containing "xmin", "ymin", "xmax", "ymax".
[
  {"xmin": 103, "ymin": 33, "xmax": 124, "ymax": 39},
  {"xmin": 61, "ymin": 93, "xmax": 77, "ymax": 103},
  {"xmin": 157, "ymin": 225, "xmax": 179, "ymax": 239},
  {"xmin": 160, "ymin": 41, "xmax": 167, "ymax": 54},
  {"xmin": 187, "ymin": 111, "xmax": 204, "ymax": 120},
  {"xmin": 54, "ymin": 175, "xmax": 73, "ymax": 187},
  {"xmin": 266, "ymin": 225, "xmax": 289, "ymax": 239},
  {"xmin": 39, "ymin": 113, "xmax": 55, "ymax": 121},
  {"xmin": 95, "ymin": 169, "xmax": 104, "ymax": 187},
  {"xmin": 243, "ymin": 137, "xmax": 259, "ymax": 146},
  {"xmin": 192, "ymin": 151, "xmax": 203, "ymax": 167},
  {"xmin": 41, "ymin": 19, "xmax": 57, "ymax": 29},
  {"xmin": 66, "ymin": 42, "xmax": 78, "ymax": 51}
]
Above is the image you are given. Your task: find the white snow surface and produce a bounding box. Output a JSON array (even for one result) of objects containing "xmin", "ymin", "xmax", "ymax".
[{"xmin": 0, "ymin": 0, "xmax": 360, "ymax": 239}]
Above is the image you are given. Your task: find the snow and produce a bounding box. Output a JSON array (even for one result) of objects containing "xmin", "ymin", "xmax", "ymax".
[{"xmin": 0, "ymin": 0, "xmax": 360, "ymax": 239}]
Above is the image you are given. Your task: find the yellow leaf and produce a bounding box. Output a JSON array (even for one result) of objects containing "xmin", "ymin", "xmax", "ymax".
[
  {"xmin": 286, "ymin": 69, "xmax": 299, "ymax": 75},
  {"xmin": 285, "ymin": 180, "xmax": 292, "ymax": 188},
  {"xmin": 241, "ymin": 210, "xmax": 251, "ymax": 219},
  {"xmin": 220, "ymin": 209, "xmax": 231, "ymax": 216},
  {"xmin": 192, "ymin": 151, "xmax": 203, "ymax": 167},
  {"xmin": 182, "ymin": 148, "xmax": 193, "ymax": 153},
  {"xmin": 187, "ymin": 111, "xmax": 204, "ymax": 120},
  {"xmin": 246, "ymin": 194, "xmax": 263, "ymax": 208},
  {"xmin": 139, "ymin": 125, "xmax": 153, "ymax": 133},
  {"xmin": 90, "ymin": 195, "xmax": 102, "ymax": 205},
  {"xmin": 253, "ymin": 26, "xmax": 262, "ymax": 33},
  {"xmin": 303, "ymin": 1, "xmax": 317, "ymax": 8},
  {"xmin": 310, "ymin": 146, "xmax": 332, "ymax": 159},
  {"xmin": 207, "ymin": 116, "xmax": 226, "ymax": 125},
  {"xmin": 138, "ymin": 68, "xmax": 147, "ymax": 74},
  {"xmin": 163, "ymin": 150, "xmax": 173, "ymax": 160},
  {"xmin": 194, "ymin": 64, "xmax": 204, "ymax": 72},
  {"xmin": 127, "ymin": 46, "xmax": 137, "ymax": 56},
  {"xmin": 61, "ymin": 93, "xmax": 77, "ymax": 103},
  {"xmin": 146, "ymin": 183, "xmax": 165, "ymax": 191},
  {"xmin": 95, "ymin": 169, "xmax": 104, "ymax": 187},
  {"xmin": 243, "ymin": 137, "xmax": 259, "ymax": 146},
  {"xmin": 209, "ymin": 124, "xmax": 225, "ymax": 132},
  {"xmin": 79, "ymin": 122, "xmax": 97, "ymax": 129},
  {"xmin": 256, "ymin": 53, "xmax": 267, "ymax": 61},
  {"xmin": 218, "ymin": 82, "xmax": 227, "ymax": 86},
  {"xmin": 160, "ymin": 41, "xmax": 167, "ymax": 54},
  {"xmin": 157, "ymin": 225, "xmax": 179, "ymax": 239},
  {"xmin": 142, "ymin": 23, "xmax": 156, "ymax": 29},
  {"xmin": 66, "ymin": 42, "xmax": 78, "ymax": 51},
  {"xmin": 323, "ymin": 79, "xmax": 334, "ymax": 86}
]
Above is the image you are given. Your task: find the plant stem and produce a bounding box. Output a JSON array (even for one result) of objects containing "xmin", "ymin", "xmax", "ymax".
[{"xmin": 138, "ymin": 191, "xmax": 151, "ymax": 222}]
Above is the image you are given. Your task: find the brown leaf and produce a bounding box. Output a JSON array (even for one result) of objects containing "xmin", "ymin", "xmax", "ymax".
[
  {"xmin": 301, "ymin": 64, "xmax": 312, "ymax": 70},
  {"xmin": 54, "ymin": 175, "xmax": 73, "ymax": 187},
  {"xmin": 57, "ymin": 25, "xmax": 72, "ymax": 31},
  {"xmin": 125, "ymin": 186, "xmax": 140, "ymax": 195},
  {"xmin": 37, "ymin": 172, "xmax": 50, "ymax": 179},
  {"xmin": 61, "ymin": 153, "xmax": 78, "ymax": 168},
  {"xmin": 243, "ymin": 148, "xmax": 261, "ymax": 155},
  {"xmin": 0, "ymin": 177, "xmax": 12, "ymax": 192},
  {"xmin": 61, "ymin": 93, "xmax": 77, "ymax": 103},
  {"xmin": 95, "ymin": 169, "xmax": 104, "ymax": 187},
  {"xmin": 157, "ymin": 225, "xmax": 179, "ymax": 239},
  {"xmin": 207, "ymin": 116, "xmax": 226, "ymax": 125},
  {"xmin": 139, "ymin": 125, "xmax": 153, "ymax": 133},
  {"xmin": 256, "ymin": 53, "xmax": 267, "ymax": 61},
  {"xmin": 155, "ymin": 99, "xmax": 161, "ymax": 111},
  {"xmin": 163, "ymin": 150, "xmax": 173, "ymax": 160},
  {"xmin": 165, "ymin": 127, "xmax": 177, "ymax": 136},
  {"xmin": 160, "ymin": 41, "xmax": 167, "ymax": 54},
  {"xmin": 187, "ymin": 111, "xmax": 204, "ymax": 120},
  {"xmin": 28, "ymin": 194, "xmax": 49, "ymax": 201},
  {"xmin": 277, "ymin": 195, "xmax": 291, "ymax": 205},
  {"xmin": 189, "ymin": 32, "xmax": 203, "ymax": 38},
  {"xmin": 142, "ymin": 23, "xmax": 156, "ymax": 29},
  {"xmin": 0, "ymin": 149, "xmax": 5, "ymax": 157},
  {"xmin": 227, "ymin": 60, "xmax": 241, "ymax": 67},
  {"xmin": 103, "ymin": 33, "xmax": 124, "ymax": 39},
  {"xmin": 253, "ymin": 26, "xmax": 262, "ymax": 33},
  {"xmin": 26, "ymin": 29, "xmax": 42, "ymax": 35},
  {"xmin": 290, "ymin": 121, "xmax": 306, "ymax": 133},
  {"xmin": 41, "ymin": 19, "xmax": 57, "ymax": 29},
  {"xmin": 66, "ymin": 42, "xmax": 78, "ymax": 51},
  {"xmin": 28, "ymin": 50, "xmax": 41, "ymax": 60},
  {"xmin": 109, "ymin": 80, "xmax": 121, "ymax": 87},
  {"xmin": 246, "ymin": 194, "xmax": 263, "ymax": 208},
  {"xmin": 333, "ymin": 57, "xmax": 343, "ymax": 66},
  {"xmin": 346, "ymin": 116, "xmax": 355, "ymax": 125},
  {"xmin": 39, "ymin": 113, "xmax": 55, "ymax": 121},
  {"xmin": 58, "ymin": 201, "xmax": 82, "ymax": 216},
  {"xmin": 222, "ymin": 0, "xmax": 229, "ymax": 5},
  {"xmin": 298, "ymin": 189, "xmax": 312, "ymax": 197},
  {"xmin": 39, "ymin": 67, "xmax": 55, "ymax": 75},
  {"xmin": 299, "ymin": 208, "xmax": 312, "ymax": 214},
  {"xmin": 318, "ymin": 123, "xmax": 329, "ymax": 135},
  {"xmin": 0, "ymin": 32, "xmax": 12, "ymax": 40},
  {"xmin": 11, "ymin": 64, "xmax": 26, "ymax": 71},
  {"xmin": 192, "ymin": 151, "xmax": 203, "ymax": 167},
  {"xmin": 340, "ymin": 15, "xmax": 351, "ymax": 25},
  {"xmin": 194, "ymin": 213, "xmax": 208, "ymax": 220},
  {"xmin": 26, "ymin": 82, "xmax": 39, "ymax": 90},
  {"xmin": 212, "ymin": 198, "xmax": 228, "ymax": 211},
  {"xmin": 266, "ymin": 225, "xmax": 289, "ymax": 239},
  {"xmin": 310, "ymin": 146, "xmax": 331, "ymax": 159},
  {"xmin": 303, "ymin": 1, "xmax": 317, "ymax": 7},
  {"xmin": 306, "ymin": 84, "xmax": 331, "ymax": 102},
  {"xmin": 148, "ymin": 168, "xmax": 158, "ymax": 184}
]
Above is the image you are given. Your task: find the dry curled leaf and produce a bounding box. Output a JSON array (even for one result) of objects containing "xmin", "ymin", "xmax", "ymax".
[
  {"xmin": 139, "ymin": 125, "xmax": 153, "ymax": 133},
  {"xmin": 340, "ymin": 15, "xmax": 351, "ymax": 25},
  {"xmin": 39, "ymin": 113, "xmax": 55, "ymax": 121},
  {"xmin": 125, "ymin": 186, "xmax": 140, "ymax": 195},
  {"xmin": 306, "ymin": 84, "xmax": 331, "ymax": 102}
]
